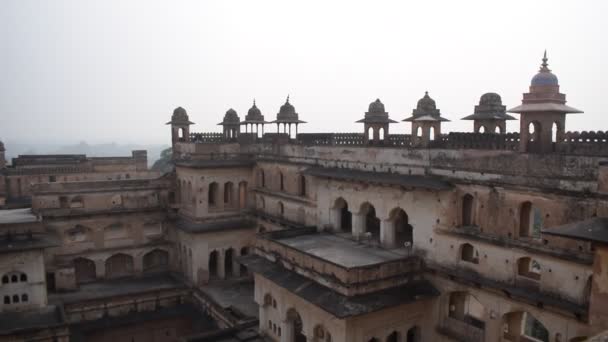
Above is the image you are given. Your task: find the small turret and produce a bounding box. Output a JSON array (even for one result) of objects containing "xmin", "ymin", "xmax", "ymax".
[{"xmin": 403, "ymin": 92, "xmax": 449, "ymax": 147}]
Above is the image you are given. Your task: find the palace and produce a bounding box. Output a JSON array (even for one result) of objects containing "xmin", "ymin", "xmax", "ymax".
[{"xmin": 2, "ymin": 53, "xmax": 608, "ymax": 342}]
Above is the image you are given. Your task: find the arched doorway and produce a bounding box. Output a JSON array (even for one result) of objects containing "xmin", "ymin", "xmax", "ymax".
[
  {"xmin": 406, "ymin": 326, "xmax": 420, "ymax": 342},
  {"xmin": 361, "ymin": 202, "xmax": 380, "ymax": 240},
  {"xmin": 225, "ymin": 248, "xmax": 234, "ymax": 278},
  {"xmin": 105, "ymin": 253, "xmax": 134, "ymax": 279},
  {"xmin": 390, "ymin": 208, "xmax": 413, "ymax": 247},
  {"xmin": 74, "ymin": 257, "xmax": 96, "ymax": 284},
  {"xmin": 386, "ymin": 331, "xmax": 399, "ymax": 342},
  {"xmin": 143, "ymin": 249, "xmax": 169, "ymax": 273},
  {"xmin": 286, "ymin": 308, "xmax": 306, "ymax": 342},
  {"xmin": 209, "ymin": 250, "xmax": 218, "ymax": 279},
  {"xmin": 462, "ymin": 194, "xmax": 474, "ymax": 226},
  {"xmin": 333, "ymin": 198, "xmax": 352, "ymax": 233}
]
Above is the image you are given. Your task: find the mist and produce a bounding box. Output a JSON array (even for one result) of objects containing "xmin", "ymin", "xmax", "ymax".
[{"xmin": 1, "ymin": 0, "xmax": 607, "ymax": 146}]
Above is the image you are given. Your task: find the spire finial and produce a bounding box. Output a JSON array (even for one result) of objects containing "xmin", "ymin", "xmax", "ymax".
[
  {"xmin": 540, "ymin": 50, "xmax": 550, "ymax": 71},
  {"xmin": 425, "ymin": 91, "xmax": 429, "ymax": 96},
  {"xmin": 286, "ymin": 95, "xmax": 290, "ymax": 103},
  {"xmin": 253, "ymin": 98, "xmax": 256, "ymax": 107}
]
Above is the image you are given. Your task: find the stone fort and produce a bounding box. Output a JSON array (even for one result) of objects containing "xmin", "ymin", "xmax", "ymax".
[{"xmin": 1, "ymin": 54, "xmax": 608, "ymax": 341}]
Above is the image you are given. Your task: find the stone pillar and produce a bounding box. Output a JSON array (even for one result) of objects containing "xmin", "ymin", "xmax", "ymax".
[
  {"xmin": 330, "ymin": 207, "xmax": 342, "ymax": 232},
  {"xmin": 380, "ymin": 219, "xmax": 395, "ymax": 248},
  {"xmin": 233, "ymin": 256, "xmax": 241, "ymax": 278},
  {"xmin": 134, "ymin": 253, "xmax": 144, "ymax": 276},
  {"xmin": 218, "ymin": 251, "xmax": 226, "ymax": 280},
  {"xmin": 259, "ymin": 307, "xmax": 267, "ymax": 335},
  {"xmin": 352, "ymin": 213, "xmax": 365, "ymax": 238},
  {"xmin": 281, "ymin": 320, "xmax": 293, "ymax": 342},
  {"xmin": 95, "ymin": 259, "xmax": 105, "ymax": 279},
  {"xmin": 484, "ymin": 314, "xmax": 503, "ymax": 342}
]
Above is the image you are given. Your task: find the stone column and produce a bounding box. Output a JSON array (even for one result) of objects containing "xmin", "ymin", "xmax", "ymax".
[
  {"xmin": 380, "ymin": 219, "xmax": 395, "ymax": 248},
  {"xmin": 134, "ymin": 253, "xmax": 144, "ymax": 276},
  {"xmin": 95, "ymin": 259, "xmax": 106, "ymax": 279},
  {"xmin": 218, "ymin": 251, "xmax": 226, "ymax": 280},
  {"xmin": 233, "ymin": 256, "xmax": 241, "ymax": 278},
  {"xmin": 352, "ymin": 213, "xmax": 365, "ymax": 238},
  {"xmin": 281, "ymin": 320, "xmax": 293, "ymax": 342},
  {"xmin": 484, "ymin": 313, "xmax": 503, "ymax": 342},
  {"xmin": 330, "ymin": 207, "xmax": 342, "ymax": 232}
]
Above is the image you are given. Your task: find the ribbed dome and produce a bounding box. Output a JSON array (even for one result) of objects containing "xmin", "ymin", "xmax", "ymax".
[
  {"xmin": 479, "ymin": 92, "xmax": 502, "ymax": 106},
  {"xmin": 416, "ymin": 92, "xmax": 436, "ymax": 112},
  {"xmin": 276, "ymin": 96, "xmax": 299, "ymax": 121},
  {"xmin": 222, "ymin": 108, "xmax": 240, "ymax": 124},
  {"xmin": 531, "ymin": 52, "xmax": 558, "ymax": 86},
  {"xmin": 368, "ymin": 99, "xmax": 386, "ymax": 113},
  {"xmin": 172, "ymin": 107, "xmax": 189, "ymax": 121},
  {"xmin": 247, "ymin": 101, "xmax": 262, "ymax": 119}
]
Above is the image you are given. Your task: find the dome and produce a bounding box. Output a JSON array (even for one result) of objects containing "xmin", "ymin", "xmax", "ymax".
[
  {"xmin": 531, "ymin": 52, "xmax": 558, "ymax": 86},
  {"xmin": 247, "ymin": 101, "xmax": 262, "ymax": 118},
  {"xmin": 222, "ymin": 108, "xmax": 240, "ymax": 124},
  {"xmin": 531, "ymin": 72, "xmax": 559, "ymax": 86},
  {"xmin": 172, "ymin": 106, "xmax": 189, "ymax": 121},
  {"xmin": 416, "ymin": 91, "xmax": 437, "ymax": 112},
  {"xmin": 276, "ymin": 96, "xmax": 299, "ymax": 121},
  {"xmin": 479, "ymin": 92, "xmax": 502, "ymax": 106},
  {"xmin": 368, "ymin": 99, "xmax": 386, "ymax": 114}
]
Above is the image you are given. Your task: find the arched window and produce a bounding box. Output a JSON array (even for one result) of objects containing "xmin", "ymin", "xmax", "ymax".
[
  {"xmin": 260, "ymin": 169, "xmax": 266, "ymax": 188},
  {"xmin": 416, "ymin": 126, "xmax": 422, "ymax": 137},
  {"xmin": 224, "ymin": 182, "xmax": 234, "ymax": 206},
  {"xmin": 379, "ymin": 127, "xmax": 385, "ymax": 141},
  {"xmin": 105, "ymin": 253, "xmax": 134, "ymax": 279},
  {"xmin": 430, "ymin": 126, "xmax": 436, "ymax": 140},
  {"xmin": 238, "ymin": 181, "xmax": 248, "ymax": 208},
  {"xmin": 552, "ymin": 122, "xmax": 559, "ymax": 143},
  {"xmin": 12, "ymin": 295, "xmax": 19, "ymax": 303},
  {"xmin": 279, "ymin": 172, "xmax": 285, "ymax": 191},
  {"xmin": 1, "ymin": 275, "xmax": 8, "ymax": 284},
  {"xmin": 208, "ymin": 182, "xmax": 219, "ymax": 207},
  {"xmin": 460, "ymin": 243, "xmax": 479, "ymax": 264},
  {"xmin": 11, "ymin": 275, "xmax": 18, "ymax": 283},
  {"xmin": 519, "ymin": 201, "xmax": 542, "ymax": 238},
  {"xmin": 517, "ymin": 257, "xmax": 541, "ymax": 280},
  {"xmin": 386, "ymin": 331, "xmax": 399, "ymax": 342},
  {"xmin": 368, "ymin": 127, "xmax": 374, "ymax": 141},
  {"xmin": 479, "ymin": 125, "xmax": 486, "ymax": 133},
  {"xmin": 278, "ymin": 202, "xmax": 285, "ymax": 218},
  {"xmin": 286, "ymin": 309, "xmax": 305, "ymax": 342},
  {"xmin": 3, "ymin": 296, "xmax": 9, "ymax": 304},
  {"xmin": 74, "ymin": 258, "xmax": 96, "ymax": 284},
  {"xmin": 143, "ymin": 249, "xmax": 169, "ymax": 273},
  {"xmin": 263, "ymin": 293, "xmax": 273, "ymax": 307},
  {"xmin": 495, "ymin": 126, "xmax": 502, "ymax": 133},
  {"xmin": 462, "ymin": 194, "xmax": 474, "ymax": 226},
  {"xmin": 21, "ymin": 294, "xmax": 28, "ymax": 302}
]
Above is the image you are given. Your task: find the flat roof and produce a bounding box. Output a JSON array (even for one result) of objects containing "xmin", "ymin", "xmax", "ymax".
[
  {"xmin": 0, "ymin": 208, "xmax": 38, "ymax": 225},
  {"xmin": 542, "ymin": 217, "xmax": 608, "ymax": 244},
  {"xmin": 0, "ymin": 306, "xmax": 65, "ymax": 335},
  {"xmin": 303, "ymin": 166, "xmax": 452, "ymax": 191},
  {"xmin": 50, "ymin": 274, "xmax": 184, "ymax": 304},
  {"xmin": 240, "ymin": 255, "xmax": 439, "ymax": 318},
  {"xmin": 275, "ymin": 233, "xmax": 411, "ymax": 268},
  {"xmin": 176, "ymin": 218, "xmax": 256, "ymax": 234}
]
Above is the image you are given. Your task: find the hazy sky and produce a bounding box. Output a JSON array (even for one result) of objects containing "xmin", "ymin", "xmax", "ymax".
[{"xmin": 1, "ymin": 0, "xmax": 607, "ymax": 145}]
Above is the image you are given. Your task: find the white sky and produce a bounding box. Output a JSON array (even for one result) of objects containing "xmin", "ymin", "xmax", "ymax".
[{"xmin": 1, "ymin": 0, "xmax": 607, "ymax": 145}]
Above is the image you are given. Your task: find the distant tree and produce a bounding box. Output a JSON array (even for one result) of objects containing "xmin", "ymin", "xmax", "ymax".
[{"xmin": 151, "ymin": 147, "xmax": 174, "ymax": 174}]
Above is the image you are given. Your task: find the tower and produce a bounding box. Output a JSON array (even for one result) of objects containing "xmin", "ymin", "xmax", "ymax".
[
  {"xmin": 218, "ymin": 108, "xmax": 241, "ymax": 140},
  {"xmin": 166, "ymin": 107, "xmax": 194, "ymax": 145},
  {"xmin": 462, "ymin": 93, "xmax": 515, "ymax": 133},
  {"xmin": 508, "ymin": 52, "xmax": 582, "ymax": 153},
  {"xmin": 356, "ymin": 99, "xmax": 397, "ymax": 145},
  {"xmin": 403, "ymin": 92, "xmax": 449, "ymax": 147},
  {"xmin": 271, "ymin": 96, "xmax": 306, "ymax": 138}
]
